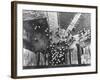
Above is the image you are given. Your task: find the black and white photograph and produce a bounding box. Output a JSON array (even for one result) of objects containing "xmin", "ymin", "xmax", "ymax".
[
  {"xmin": 11, "ymin": 1, "xmax": 97, "ymax": 78},
  {"xmin": 23, "ymin": 10, "xmax": 91, "ymax": 69}
]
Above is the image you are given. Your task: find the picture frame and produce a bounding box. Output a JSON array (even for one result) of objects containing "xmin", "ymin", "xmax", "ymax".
[{"xmin": 11, "ymin": 1, "xmax": 98, "ymax": 78}]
